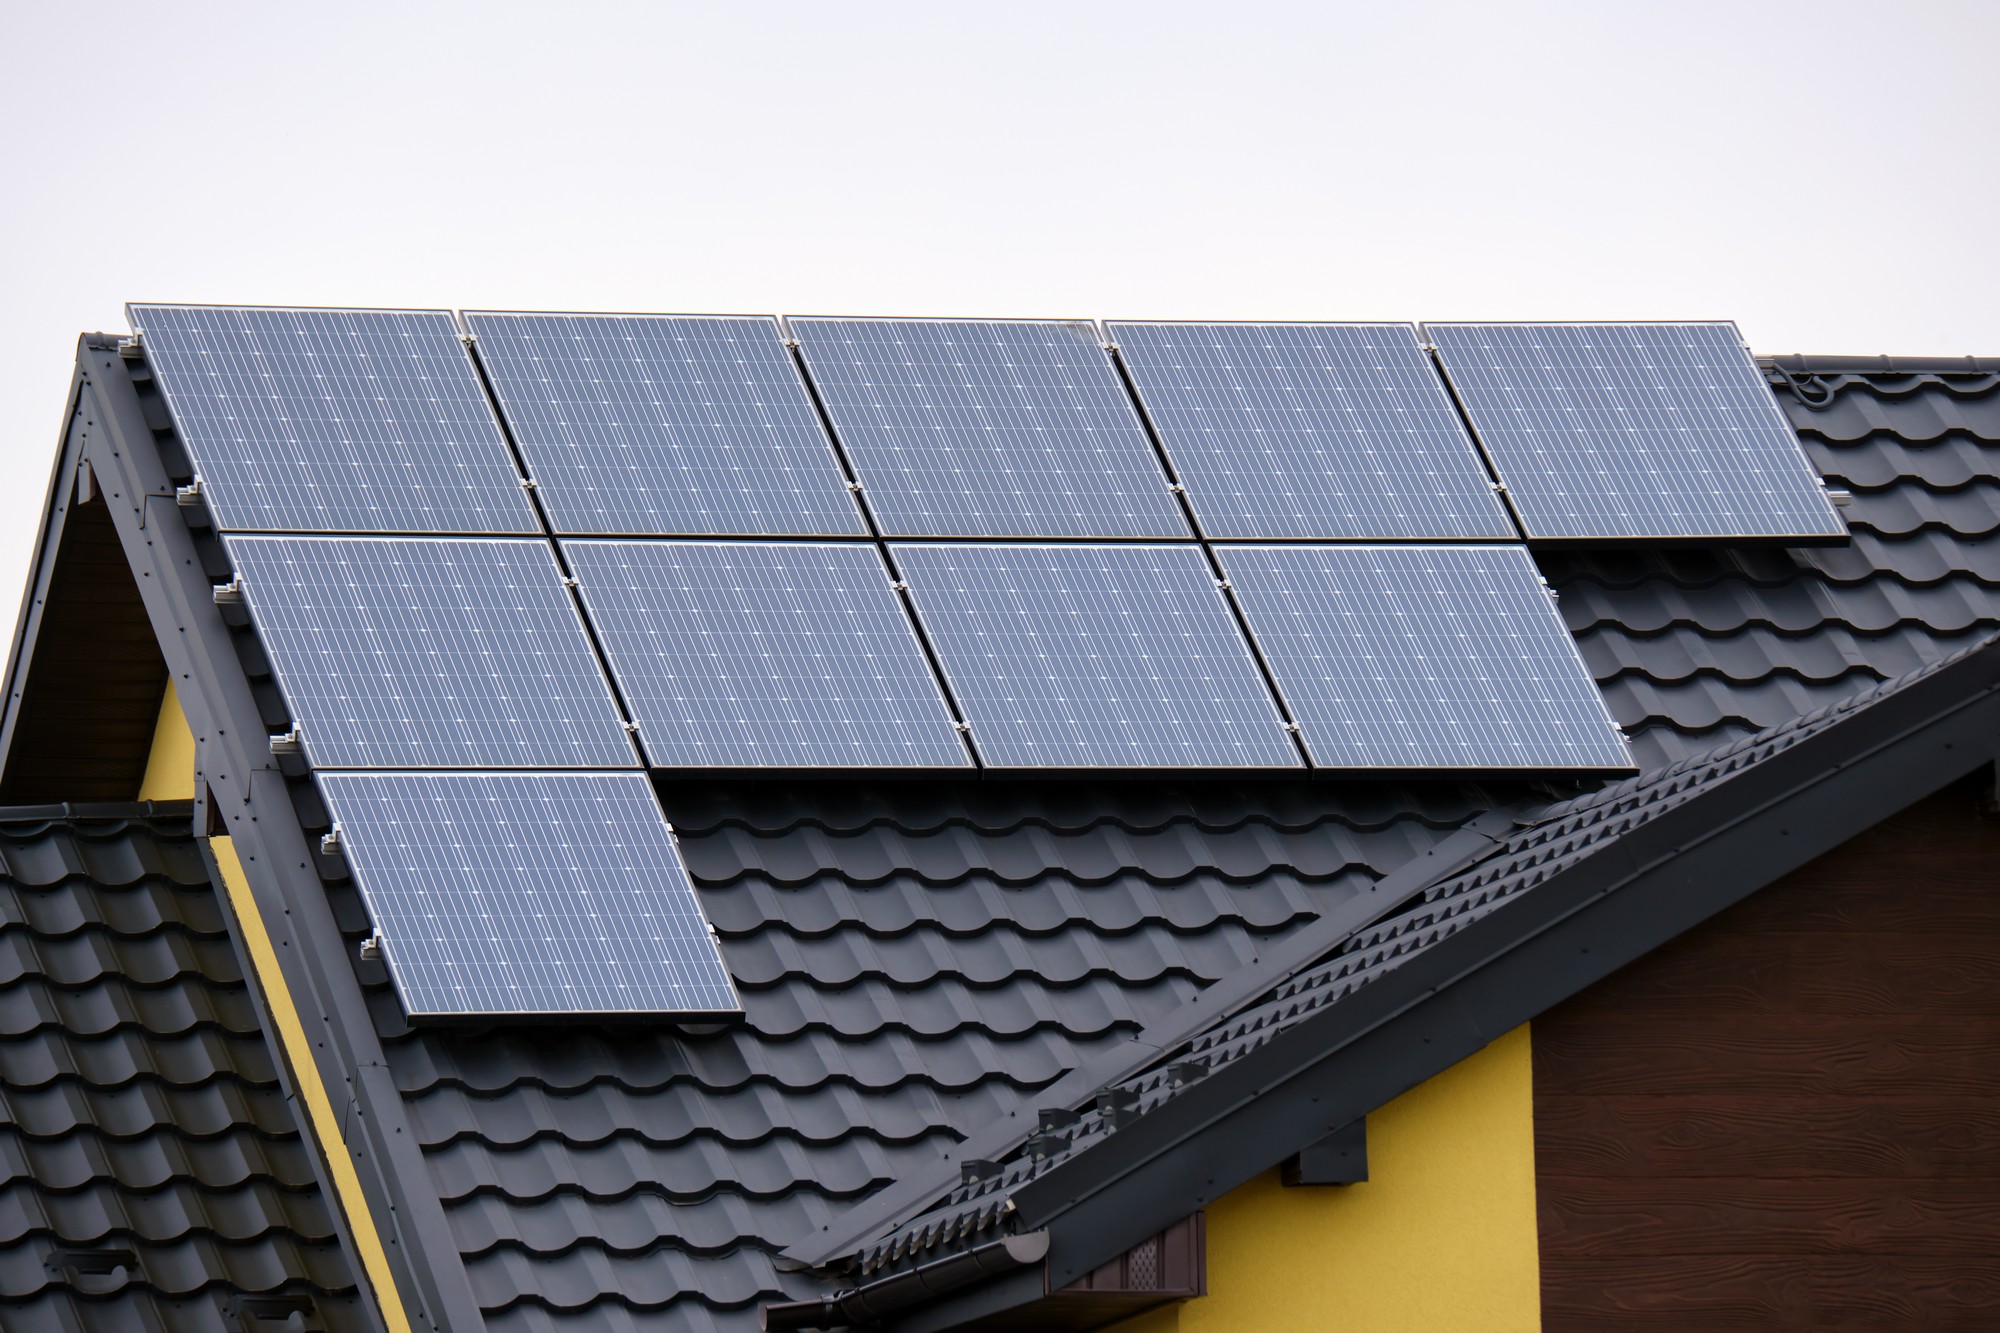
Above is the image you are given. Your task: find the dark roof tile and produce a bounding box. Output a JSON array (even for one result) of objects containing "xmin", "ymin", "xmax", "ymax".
[{"xmin": 0, "ymin": 809, "xmax": 365, "ymax": 1330}]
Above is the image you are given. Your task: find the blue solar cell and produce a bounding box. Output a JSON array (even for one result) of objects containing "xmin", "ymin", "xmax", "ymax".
[
  {"xmin": 789, "ymin": 317, "xmax": 1189, "ymax": 538},
  {"xmin": 317, "ymin": 771, "xmax": 738, "ymax": 1018},
  {"xmin": 564, "ymin": 540, "xmax": 970, "ymax": 769},
  {"xmin": 227, "ymin": 536, "xmax": 635, "ymax": 770},
  {"xmin": 1217, "ymin": 544, "xmax": 1632, "ymax": 770},
  {"xmin": 128, "ymin": 305, "xmax": 537, "ymax": 534},
  {"xmin": 892, "ymin": 543, "xmax": 1299, "ymax": 770},
  {"xmin": 1425, "ymin": 322, "xmax": 1845, "ymax": 541},
  {"xmin": 1110, "ymin": 321, "xmax": 1512, "ymax": 539},
  {"xmin": 465, "ymin": 312, "xmax": 867, "ymax": 536}
]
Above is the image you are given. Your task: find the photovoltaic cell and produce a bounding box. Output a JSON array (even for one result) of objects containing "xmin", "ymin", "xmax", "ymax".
[
  {"xmin": 1217, "ymin": 544, "xmax": 1631, "ymax": 771},
  {"xmin": 1110, "ymin": 321, "xmax": 1512, "ymax": 539},
  {"xmin": 790, "ymin": 318, "xmax": 1189, "ymax": 538},
  {"xmin": 1425, "ymin": 322, "xmax": 1845, "ymax": 541},
  {"xmin": 465, "ymin": 312, "xmax": 867, "ymax": 536},
  {"xmin": 227, "ymin": 536, "xmax": 635, "ymax": 770},
  {"xmin": 892, "ymin": 543, "xmax": 1300, "ymax": 770},
  {"xmin": 128, "ymin": 305, "xmax": 537, "ymax": 534},
  {"xmin": 317, "ymin": 771, "xmax": 738, "ymax": 1018},
  {"xmin": 564, "ymin": 540, "xmax": 970, "ymax": 769}
]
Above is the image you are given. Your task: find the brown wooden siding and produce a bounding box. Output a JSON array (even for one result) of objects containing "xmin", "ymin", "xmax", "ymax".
[{"xmin": 1535, "ymin": 776, "xmax": 2000, "ymax": 1330}]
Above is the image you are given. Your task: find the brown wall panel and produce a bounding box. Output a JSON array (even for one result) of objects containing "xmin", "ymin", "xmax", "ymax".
[
  {"xmin": 1536, "ymin": 777, "xmax": 2000, "ymax": 1329},
  {"xmin": 1541, "ymin": 1256, "xmax": 2000, "ymax": 1332}
]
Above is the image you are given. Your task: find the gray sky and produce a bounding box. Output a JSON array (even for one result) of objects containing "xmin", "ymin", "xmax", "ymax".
[{"xmin": 3, "ymin": 0, "xmax": 1995, "ymax": 613}]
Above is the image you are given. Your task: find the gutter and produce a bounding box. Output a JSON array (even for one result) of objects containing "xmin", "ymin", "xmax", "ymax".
[{"xmin": 762, "ymin": 1231, "xmax": 1049, "ymax": 1331}]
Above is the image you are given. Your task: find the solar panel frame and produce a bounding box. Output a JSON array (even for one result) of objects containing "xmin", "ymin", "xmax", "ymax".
[
  {"xmin": 127, "ymin": 303, "xmax": 539, "ymax": 535},
  {"xmin": 317, "ymin": 770, "xmax": 739, "ymax": 1019},
  {"xmin": 1216, "ymin": 543, "xmax": 1633, "ymax": 772},
  {"xmin": 463, "ymin": 310, "xmax": 870, "ymax": 537},
  {"xmin": 226, "ymin": 535, "xmax": 638, "ymax": 771},
  {"xmin": 563, "ymin": 538, "xmax": 973, "ymax": 771},
  {"xmin": 1107, "ymin": 320, "xmax": 1515, "ymax": 540},
  {"xmin": 891, "ymin": 541, "xmax": 1302, "ymax": 771},
  {"xmin": 788, "ymin": 315, "xmax": 1192, "ymax": 539},
  {"xmin": 1424, "ymin": 320, "xmax": 1847, "ymax": 543}
]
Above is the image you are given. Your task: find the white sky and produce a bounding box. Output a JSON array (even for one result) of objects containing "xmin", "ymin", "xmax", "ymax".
[{"xmin": 2, "ymin": 0, "xmax": 1995, "ymax": 615}]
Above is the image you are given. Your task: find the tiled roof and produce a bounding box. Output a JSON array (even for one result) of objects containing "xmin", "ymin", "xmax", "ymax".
[
  {"xmin": 322, "ymin": 361, "xmax": 2000, "ymax": 1326},
  {"xmin": 14, "ymin": 350, "xmax": 2000, "ymax": 1329},
  {"xmin": 0, "ymin": 805, "xmax": 366, "ymax": 1332}
]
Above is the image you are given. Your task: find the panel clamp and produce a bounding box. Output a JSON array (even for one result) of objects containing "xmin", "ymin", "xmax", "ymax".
[
  {"xmin": 358, "ymin": 932, "xmax": 384, "ymax": 962},
  {"xmin": 521, "ymin": 477, "xmax": 539, "ymax": 491},
  {"xmin": 1214, "ymin": 578, "xmax": 1231, "ymax": 590},
  {"xmin": 954, "ymin": 721, "xmax": 973, "ymax": 734},
  {"xmin": 622, "ymin": 721, "xmax": 641, "ymax": 734},
  {"xmin": 1168, "ymin": 483, "xmax": 1187, "ymax": 495},
  {"xmin": 782, "ymin": 337, "xmax": 801, "ymax": 349},
  {"xmin": 847, "ymin": 481, "xmax": 865, "ymax": 493},
  {"xmin": 1101, "ymin": 341, "xmax": 1119, "ymax": 353},
  {"xmin": 460, "ymin": 333, "xmax": 478, "ymax": 348},
  {"xmin": 117, "ymin": 334, "xmax": 145, "ymax": 360},
  {"xmin": 1418, "ymin": 341, "xmax": 1439, "ymax": 353},
  {"xmin": 320, "ymin": 824, "xmax": 343, "ymax": 855},
  {"xmin": 562, "ymin": 576, "xmax": 580, "ymax": 589},
  {"xmin": 889, "ymin": 580, "xmax": 909, "ymax": 592},
  {"xmin": 1282, "ymin": 722, "xmax": 1301, "ymax": 734}
]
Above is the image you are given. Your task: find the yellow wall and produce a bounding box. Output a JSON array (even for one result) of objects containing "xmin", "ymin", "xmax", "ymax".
[
  {"xmin": 1113, "ymin": 1024, "xmax": 1541, "ymax": 1332},
  {"xmin": 136, "ymin": 681, "xmax": 196, "ymax": 801}
]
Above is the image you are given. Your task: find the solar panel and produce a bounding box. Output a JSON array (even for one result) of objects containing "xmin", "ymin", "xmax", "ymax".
[
  {"xmin": 317, "ymin": 771, "xmax": 738, "ymax": 1019},
  {"xmin": 891, "ymin": 543, "xmax": 1299, "ymax": 770},
  {"xmin": 227, "ymin": 536, "xmax": 635, "ymax": 770},
  {"xmin": 789, "ymin": 317, "xmax": 1189, "ymax": 538},
  {"xmin": 464, "ymin": 312, "xmax": 867, "ymax": 537},
  {"xmin": 564, "ymin": 540, "xmax": 971, "ymax": 769},
  {"xmin": 1425, "ymin": 322, "xmax": 1845, "ymax": 541},
  {"xmin": 1109, "ymin": 321, "xmax": 1512, "ymax": 540},
  {"xmin": 1217, "ymin": 544, "xmax": 1631, "ymax": 771},
  {"xmin": 128, "ymin": 304, "xmax": 537, "ymax": 534}
]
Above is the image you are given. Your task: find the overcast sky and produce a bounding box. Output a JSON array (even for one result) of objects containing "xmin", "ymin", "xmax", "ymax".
[{"xmin": 2, "ymin": 0, "xmax": 1994, "ymax": 612}]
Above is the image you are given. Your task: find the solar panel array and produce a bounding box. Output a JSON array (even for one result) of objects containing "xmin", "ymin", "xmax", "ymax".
[
  {"xmin": 1219, "ymin": 545, "xmax": 1630, "ymax": 770},
  {"xmin": 129, "ymin": 304, "xmax": 537, "ymax": 534},
  {"xmin": 892, "ymin": 543, "xmax": 1301, "ymax": 770},
  {"xmin": 565, "ymin": 540, "xmax": 970, "ymax": 769},
  {"xmin": 789, "ymin": 318, "xmax": 1189, "ymax": 539},
  {"xmin": 318, "ymin": 771, "xmax": 738, "ymax": 1018},
  {"xmin": 466, "ymin": 312, "xmax": 867, "ymax": 537},
  {"xmin": 1426, "ymin": 322, "xmax": 1845, "ymax": 541},
  {"xmin": 226, "ymin": 536, "xmax": 635, "ymax": 770},
  {"xmin": 1111, "ymin": 321, "xmax": 1513, "ymax": 540},
  {"xmin": 132, "ymin": 301, "xmax": 1851, "ymax": 1016}
]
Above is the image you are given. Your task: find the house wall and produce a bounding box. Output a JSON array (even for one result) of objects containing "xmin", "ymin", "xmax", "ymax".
[
  {"xmin": 1112, "ymin": 1023, "xmax": 1542, "ymax": 1333},
  {"xmin": 1534, "ymin": 777, "xmax": 2000, "ymax": 1329}
]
